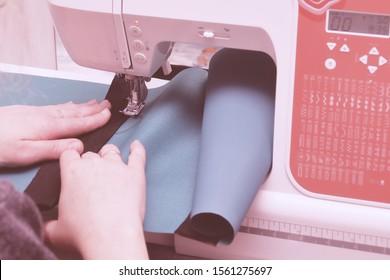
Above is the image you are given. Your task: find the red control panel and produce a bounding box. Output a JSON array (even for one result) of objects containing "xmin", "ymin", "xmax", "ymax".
[{"xmin": 290, "ymin": 0, "xmax": 390, "ymax": 204}]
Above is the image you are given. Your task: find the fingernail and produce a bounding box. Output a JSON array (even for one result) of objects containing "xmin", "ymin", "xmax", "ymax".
[
  {"xmin": 101, "ymin": 108, "xmax": 111, "ymax": 115},
  {"xmin": 67, "ymin": 140, "xmax": 82, "ymax": 150},
  {"xmin": 101, "ymin": 99, "xmax": 112, "ymax": 108},
  {"xmin": 87, "ymin": 99, "xmax": 98, "ymax": 105},
  {"xmin": 131, "ymin": 140, "xmax": 143, "ymax": 150}
]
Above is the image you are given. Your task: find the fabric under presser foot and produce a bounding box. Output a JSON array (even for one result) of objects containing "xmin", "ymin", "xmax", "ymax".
[
  {"xmin": 24, "ymin": 76, "xmax": 131, "ymax": 211},
  {"xmin": 1, "ymin": 68, "xmax": 209, "ymax": 234}
]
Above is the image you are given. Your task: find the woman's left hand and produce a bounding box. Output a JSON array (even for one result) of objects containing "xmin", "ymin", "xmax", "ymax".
[{"xmin": 0, "ymin": 99, "xmax": 111, "ymax": 167}]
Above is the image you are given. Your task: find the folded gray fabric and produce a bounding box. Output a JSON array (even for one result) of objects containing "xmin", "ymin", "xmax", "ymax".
[{"xmin": 190, "ymin": 49, "xmax": 276, "ymax": 243}]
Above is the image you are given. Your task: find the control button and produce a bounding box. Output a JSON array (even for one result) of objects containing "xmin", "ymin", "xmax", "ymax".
[
  {"xmin": 369, "ymin": 47, "xmax": 379, "ymax": 55},
  {"xmin": 359, "ymin": 55, "xmax": 368, "ymax": 65},
  {"xmin": 379, "ymin": 56, "xmax": 388, "ymax": 66},
  {"xmin": 134, "ymin": 53, "xmax": 147, "ymax": 64},
  {"xmin": 132, "ymin": 40, "xmax": 145, "ymax": 51},
  {"xmin": 340, "ymin": 44, "xmax": 350, "ymax": 53},
  {"xmin": 368, "ymin": 66, "xmax": 378, "ymax": 74},
  {"xmin": 129, "ymin": 25, "xmax": 142, "ymax": 37},
  {"xmin": 327, "ymin": 42, "xmax": 337, "ymax": 51},
  {"xmin": 325, "ymin": 58, "xmax": 336, "ymax": 70}
]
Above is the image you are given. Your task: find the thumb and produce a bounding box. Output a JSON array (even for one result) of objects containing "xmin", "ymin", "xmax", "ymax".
[
  {"xmin": 44, "ymin": 220, "xmax": 75, "ymax": 250},
  {"xmin": 44, "ymin": 220, "xmax": 59, "ymax": 246}
]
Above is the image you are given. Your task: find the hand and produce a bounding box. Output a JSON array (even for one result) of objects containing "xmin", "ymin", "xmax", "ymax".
[
  {"xmin": 45, "ymin": 141, "xmax": 148, "ymax": 260},
  {"xmin": 0, "ymin": 100, "xmax": 111, "ymax": 167}
]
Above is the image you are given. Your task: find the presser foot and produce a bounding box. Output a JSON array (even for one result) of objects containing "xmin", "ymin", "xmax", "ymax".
[
  {"xmin": 120, "ymin": 95, "xmax": 145, "ymax": 116},
  {"xmin": 119, "ymin": 75, "xmax": 148, "ymax": 116}
]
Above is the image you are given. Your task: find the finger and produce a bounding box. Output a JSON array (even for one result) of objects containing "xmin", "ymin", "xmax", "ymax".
[
  {"xmin": 127, "ymin": 140, "xmax": 146, "ymax": 171},
  {"xmin": 8, "ymin": 139, "xmax": 83, "ymax": 166},
  {"xmin": 99, "ymin": 144, "xmax": 122, "ymax": 160},
  {"xmin": 49, "ymin": 100, "xmax": 111, "ymax": 119},
  {"xmin": 60, "ymin": 150, "xmax": 80, "ymax": 162},
  {"xmin": 81, "ymin": 151, "xmax": 100, "ymax": 159},
  {"xmin": 44, "ymin": 220, "xmax": 73, "ymax": 250},
  {"xmin": 44, "ymin": 220, "xmax": 58, "ymax": 245},
  {"xmin": 59, "ymin": 149, "xmax": 82, "ymax": 180},
  {"xmin": 51, "ymin": 108, "xmax": 111, "ymax": 138}
]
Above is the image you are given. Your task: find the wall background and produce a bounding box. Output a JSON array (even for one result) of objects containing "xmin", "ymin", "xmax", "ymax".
[{"xmin": 0, "ymin": 0, "xmax": 56, "ymax": 69}]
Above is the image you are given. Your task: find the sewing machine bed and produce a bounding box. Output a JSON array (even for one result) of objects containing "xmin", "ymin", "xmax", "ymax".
[{"xmin": 0, "ymin": 64, "xmax": 207, "ymax": 236}]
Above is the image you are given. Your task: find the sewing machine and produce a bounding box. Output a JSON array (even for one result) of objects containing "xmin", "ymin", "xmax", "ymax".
[{"xmin": 47, "ymin": 0, "xmax": 389, "ymax": 259}]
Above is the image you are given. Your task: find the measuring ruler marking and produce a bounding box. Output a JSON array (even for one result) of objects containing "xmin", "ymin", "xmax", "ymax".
[{"xmin": 239, "ymin": 218, "xmax": 390, "ymax": 256}]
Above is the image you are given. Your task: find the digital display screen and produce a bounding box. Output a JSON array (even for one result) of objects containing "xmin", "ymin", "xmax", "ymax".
[{"xmin": 327, "ymin": 10, "xmax": 390, "ymax": 37}]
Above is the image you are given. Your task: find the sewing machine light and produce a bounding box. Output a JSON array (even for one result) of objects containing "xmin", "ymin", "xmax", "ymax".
[
  {"xmin": 198, "ymin": 30, "xmax": 231, "ymax": 40},
  {"xmin": 202, "ymin": 31, "xmax": 215, "ymax": 39}
]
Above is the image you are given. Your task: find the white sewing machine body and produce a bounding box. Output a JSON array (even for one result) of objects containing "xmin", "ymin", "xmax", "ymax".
[{"xmin": 48, "ymin": 0, "xmax": 390, "ymax": 259}]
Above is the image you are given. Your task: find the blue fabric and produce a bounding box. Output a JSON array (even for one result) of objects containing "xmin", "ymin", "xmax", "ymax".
[
  {"xmin": 0, "ymin": 68, "xmax": 208, "ymax": 234},
  {"xmin": 0, "ymin": 49, "xmax": 276, "ymax": 243},
  {"xmin": 191, "ymin": 49, "xmax": 276, "ymax": 243}
]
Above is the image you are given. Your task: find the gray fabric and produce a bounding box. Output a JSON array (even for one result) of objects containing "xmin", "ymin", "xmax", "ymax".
[
  {"xmin": 0, "ymin": 51, "xmax": 276, "ymax": 246},
  {"xmin": 0, "ymin": 68, "xmax": 208, "ymax": 234},
  {"xmin": 0, "ymin": 180, "xmax": 56, "ymax": 259},
  {"xmin": 191, "ymin": 49, "xmax": 276, "ymax": 243}
]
